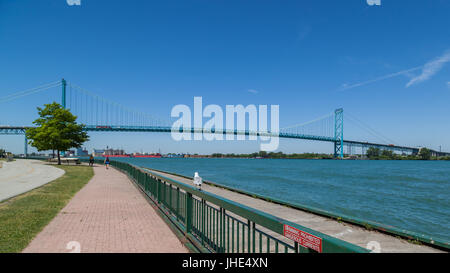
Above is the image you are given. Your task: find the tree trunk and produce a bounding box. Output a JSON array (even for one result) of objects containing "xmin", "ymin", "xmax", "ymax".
[{"xmin": 57, "ymin": 150, "xmax": 61, "ymax": 165}]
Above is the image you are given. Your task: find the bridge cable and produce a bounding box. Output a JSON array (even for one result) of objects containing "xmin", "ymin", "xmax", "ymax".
[
  {"xmin": 346, "ymin": 112, "xmax": 398, "ymax": 145},
  {"xmin": 67, "ymin": 82, "xmax": 171, "ymax": 127},
  {"xmin": 0, "ymin": 81, "xmax": 61, "ymax": 104}
]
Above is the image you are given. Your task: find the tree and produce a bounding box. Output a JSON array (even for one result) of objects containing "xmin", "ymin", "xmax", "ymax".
[
  {"xmin": 26, "ymin": 102, "xmax": 89, "ymax": 165},
  {"xmin": 381, "ymin": 149, "xmax": 395, "ymax": 159},
  {"xmin": 418, "ymin": 148, "xmax": 431, "ymax": 160},
  {"xmin": 366, "ymin": 147, "xmax": 380, "ymax": 159},
  {"xmin": 258, "ymin": 151, "xmax": 268, "ymax": 158}
]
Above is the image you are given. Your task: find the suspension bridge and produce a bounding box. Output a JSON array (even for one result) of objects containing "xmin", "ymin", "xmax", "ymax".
[{"xmin": 0, "ymin": 79, "xmax": 448, "ymax": 158}]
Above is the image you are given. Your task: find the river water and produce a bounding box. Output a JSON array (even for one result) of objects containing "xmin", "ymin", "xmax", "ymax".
[{"xmin": 112, "ymin": 157, "xmax": 450, "ymax": 241}]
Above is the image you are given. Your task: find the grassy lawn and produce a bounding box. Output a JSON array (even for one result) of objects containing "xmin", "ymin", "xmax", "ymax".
[
  {"xmin": 0, "ymin": 158, "xmax": 14, "ymax": 167},
  {"xmin": 0, "ymin": 164, "xmax": 94, "ymax": 253}
]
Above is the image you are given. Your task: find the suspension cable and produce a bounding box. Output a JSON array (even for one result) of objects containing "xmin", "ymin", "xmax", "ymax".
[{"xmin": 0, "ymin": 81, "xmax": 61, "ymax": 103}]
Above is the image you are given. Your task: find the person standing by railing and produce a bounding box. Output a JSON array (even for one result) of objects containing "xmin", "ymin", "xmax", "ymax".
[
  {"xmin": 89, "ymin": 154, "xmax": 94, "ymax": 166},
  {"xmin": 104, "ymin": 156, "xmax": 110, "ymax": 169}
]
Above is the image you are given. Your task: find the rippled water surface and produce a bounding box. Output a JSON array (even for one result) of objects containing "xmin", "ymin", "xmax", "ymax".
[{"xmin": 113, "ymin": 158, "xmax": 450, "ymax": 241}]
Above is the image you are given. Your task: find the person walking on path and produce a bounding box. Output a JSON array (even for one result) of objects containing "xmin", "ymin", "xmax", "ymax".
[
  {"xmin": 104, "ymin": 156, "xmax": 110, "ymax": 169},
  {"xmin": 89, "ymin": 155, "xmax": 94, "ymax": 166}
]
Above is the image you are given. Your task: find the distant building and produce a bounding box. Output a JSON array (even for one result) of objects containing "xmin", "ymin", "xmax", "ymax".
[
  {"xmin": 92, "ymin": 149, "xmax": 105, "ymax": 157},
  {"xmin": 76, "ymin": 147, "xmax": 89, "ymax": 156},
  {"xmin": 105, "ymin": 148, "xmax": 125, "ymax": 156}
]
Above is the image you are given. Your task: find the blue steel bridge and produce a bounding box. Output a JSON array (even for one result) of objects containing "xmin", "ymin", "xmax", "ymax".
[{"xmin": 1, "ymin": 79, "xmax": 448, "ymax": 158}]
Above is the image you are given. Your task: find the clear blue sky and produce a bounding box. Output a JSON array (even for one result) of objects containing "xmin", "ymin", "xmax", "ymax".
[{"xmin": 1, "ymin": 0, "xmax": 449, "ymax": 154}]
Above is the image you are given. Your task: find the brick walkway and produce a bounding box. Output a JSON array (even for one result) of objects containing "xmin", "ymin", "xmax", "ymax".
[{"xmin": 22, "ymin": 165, "xmax": 188, "ymax": 253}]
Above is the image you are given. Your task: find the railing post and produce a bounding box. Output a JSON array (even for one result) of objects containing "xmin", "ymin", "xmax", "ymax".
[
  {"xmin": 201, "ymin": 199, "xmax": 205, "ymax": 245},
  {"xmin": 299, "ymin": 245, "xmax": 313, "ymax": 253},
  {"xmin": 176, "ymin": 187, "xmax": 180, "ymax": 219},
  {"xmin": 185, "ymin": 192, "xmax": 193, "ymax": 234},
  {"xmin": 163, "ymin": 182, "xmax": 167, "ymax": 206},
  {"xmin": 169, "ymin": 184, "xmax": 172, "ymax": 211},
  {"xmin": 145, "ymin": 173, "xmax": 148, "ymax": 193},
  {"xmin": 157, "ymin": 179, "xmax": 161, "ymax": 204},
  {"xmin": 252, "ymin": 221, "xmax": 256, "ymax": 253},
  {"xmin": 218, "ymin": 208, "xmax": 223, "ymax": 253},
  {"xmin": 222, "ymin": 208, "xmax": 226, "ymax": 253},
  {"xmin": 247, "ymin": 220, "xmax": 251, "ymax": 253}
]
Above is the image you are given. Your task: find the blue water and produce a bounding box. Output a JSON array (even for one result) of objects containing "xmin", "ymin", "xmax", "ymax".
[{"xmin": 114, "ymin": 158, "xmax": 450, "ymax": 241}]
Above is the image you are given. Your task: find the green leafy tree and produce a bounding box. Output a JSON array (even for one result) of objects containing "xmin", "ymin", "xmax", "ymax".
[
  {"xmin": 418, "ymin": 148, "xmax": 431, "ymax": 160},
  {"xmin": 26, "ymin": 102, "xmax": 89, "ymax": 165},
  {"xmin": 258, "ymin": 151, "xmax": 268, "ymax": 158},
  {"xmin": 366, "ymin": 147, "xmax": 380, "ymax": 159},
  {"xmin": 381, "ymin": 149, "xmax": 395, "ymax": 159}
]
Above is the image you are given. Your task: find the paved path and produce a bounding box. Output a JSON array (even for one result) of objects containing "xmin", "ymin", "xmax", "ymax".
[
  {"xmin": 23, "ymin": 165, "xmax": 188, "ymax": 253},
  {"xmin": 147, "ymin": 169, "xmax": 443, "ymax": 253},
  {"xmin": 0, "ymin": 159, "xmax": 65, "ymax": 202}
]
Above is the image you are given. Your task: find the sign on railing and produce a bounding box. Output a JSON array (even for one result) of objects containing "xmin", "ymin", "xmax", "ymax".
[{"xmin": 283, "ymin": 225, "xmax": 322, "ymax": 253}]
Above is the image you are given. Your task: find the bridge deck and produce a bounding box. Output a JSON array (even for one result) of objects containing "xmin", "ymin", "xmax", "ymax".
[
  {"xmin": 2, "ymin": 125, "xmax": 449, "ymax": 156},
  {"xmin": 147, "ymin": 169, "xmax": 443, "ymax": 253}
]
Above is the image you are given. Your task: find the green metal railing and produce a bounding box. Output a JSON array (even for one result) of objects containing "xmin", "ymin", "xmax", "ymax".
[
  {"xmin": 89, "ymin": 159, "xmax": 369, "ymax": 253},
  {"xmin": 144, "ymin": 168, "xmax": 450, "ymax": 252}
]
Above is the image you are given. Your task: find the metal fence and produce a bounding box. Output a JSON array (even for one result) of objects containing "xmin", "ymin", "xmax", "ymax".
[{"xmin": 94, "ymin": 159, "xmax": 369, "ymax": 253}]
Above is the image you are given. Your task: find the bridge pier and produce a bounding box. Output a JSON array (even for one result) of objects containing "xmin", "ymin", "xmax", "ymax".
[{"xmin": 24, "ymin": 134, "xmax": 28, "ymax": 157}]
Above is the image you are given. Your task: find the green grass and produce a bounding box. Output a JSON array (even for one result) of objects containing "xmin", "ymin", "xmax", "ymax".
[
  {"xmin": 0, "ymin": 158, "xmax": 14, "ymax": 162},
  {"xmin": 0, "ymin": 164, "xmax": 94, "ymax": 253}
]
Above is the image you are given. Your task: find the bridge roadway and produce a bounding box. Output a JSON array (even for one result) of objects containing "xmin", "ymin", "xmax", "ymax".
[
  {"xmin": 146, "ymin": 168, "xmax": 444, "ymax": 253},
  {"xmin": 2, "ymin": 125, "xmax": 449, "ymax": 156}
]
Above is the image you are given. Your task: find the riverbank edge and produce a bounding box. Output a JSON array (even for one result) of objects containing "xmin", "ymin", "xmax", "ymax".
[{"xmin": 143, "ymin": 167, "xmax": 449, "ymax": 252}]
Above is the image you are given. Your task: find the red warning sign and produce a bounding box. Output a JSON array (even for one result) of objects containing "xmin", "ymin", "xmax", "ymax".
[{"xmin": 283, "ymin": 225, "xmax": 323, "ymax": 253}]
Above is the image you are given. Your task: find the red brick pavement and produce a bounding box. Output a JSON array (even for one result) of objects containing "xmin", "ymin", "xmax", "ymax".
[{"xmin": 22, "ymin": 165, "xmax": 188, "ymax": 253}]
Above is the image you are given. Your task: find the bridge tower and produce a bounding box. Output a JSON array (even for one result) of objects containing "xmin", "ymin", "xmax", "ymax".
[
  {"xmin": 334, "ymin": 108, "xmax": 344, "ymax": 159},
  {"xmin": 62, "ymin": 78, "xmax": 67, "ymax": 108},
  {"xmin": 24, "ymin": 134, "xmax": 28, "ymax": 157}
]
